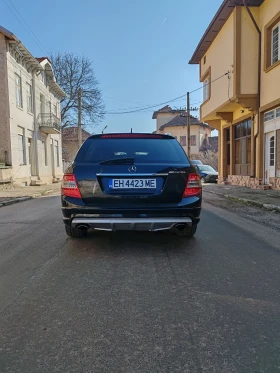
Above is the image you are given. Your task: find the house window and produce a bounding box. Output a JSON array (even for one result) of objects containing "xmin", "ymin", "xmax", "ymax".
[
  {"xmin": 15, "ymin": 74, "xmax": 23, "ymax": 107},
  {"xmin": 272, "ymin": 24, "xmax": 279, "ymax": 65},
  {"xmin": 247, "ymin": 137, "xmax": 251, "ymax": 164},
  {"xmin": 26, "ymin": 83, "xmax": 33, "ymax": 113},
  {"xmin": 54, "ymin": 140, "xmax": 59, "ymax": 166},
  {"xmin": 54, "ymin": 103, "xmax": 58, "ymax": 117},
  {"xmin": 270, "ymin": 136, "xmax": 275, "ymax": 166},
  {"xmin": 265, "ymin": 14, "xmax": 280, "ymax": 70},
  {"xmin": 264, "ymin": 110, "xmax": 275, "ymax": 122},
  {"xmin": 40, "ymin": 71, "xmax": 46, "ymax": 85},
  {"xmin": 42, "ymin": 140, "xmax": 47, "ymax": 166},
  {"xmin": 191, "ymin": 135, "xmax": 196, "ymax": 146},
  {"xmin": 18, "ymin": 126, "xmax": 25, "ymax": 165},
  {"xmin": 203, "ymin": 77, "xmax": 210, "ymax": 102},
  {"xmin": 235, "ymin": 119, "xmax": 252, "ymax": 166},
  {"xmin": 264, "ymin": 108, "xmax": 280, "ymax": 121},
  {"xmin": 180, "ymin": 136, "xmax": 186, "ymax": 146},
  {"xmin": 235, "ymin": 139, "xmax": 240, "ymax": 164}
]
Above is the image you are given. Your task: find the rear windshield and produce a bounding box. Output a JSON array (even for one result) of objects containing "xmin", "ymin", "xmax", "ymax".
[{"xmin": 75, "ymin": 138, "xmax": 189, "ymax": 164}]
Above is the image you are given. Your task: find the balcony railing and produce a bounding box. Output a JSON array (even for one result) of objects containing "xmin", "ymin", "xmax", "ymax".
[{"xmin": 38, "ymin": 113, "xmax": 61, "ymax": 134}]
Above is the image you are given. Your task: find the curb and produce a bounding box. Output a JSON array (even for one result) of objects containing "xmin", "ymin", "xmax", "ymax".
[
  {"xmin": 0, "ymin": 196, "xmax": 32, "ymax": 207},
  {"xmin": 225, "ymin": 195, "xmax": 264, "ymax": 208},
  {"xmin": 0, "ymin": 188, "xmax": 60, "ymax": 207},
  {"xmin": 205, "ymin": 190, "xmax": 280, "ymax": 213}
]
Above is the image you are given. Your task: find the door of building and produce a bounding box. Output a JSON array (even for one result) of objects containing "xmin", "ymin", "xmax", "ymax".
[{"xmin": 265, "ymin": 131, "xmax": 275, "ymax": 183}]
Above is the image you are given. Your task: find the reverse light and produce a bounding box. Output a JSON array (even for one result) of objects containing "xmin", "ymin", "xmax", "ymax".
[
  {"xmin": 62, "ymin": 174, "xmax": 82, "ymax": 198},
  {"xmin": 183, "ymin": 173, "xmax": 202, "ymax": 198}
]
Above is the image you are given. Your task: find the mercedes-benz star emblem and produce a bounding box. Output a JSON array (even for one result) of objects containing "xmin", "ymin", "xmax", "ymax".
[{"xmin": 128, "ymin": 165, "xmax": 137, "ymax": 172}]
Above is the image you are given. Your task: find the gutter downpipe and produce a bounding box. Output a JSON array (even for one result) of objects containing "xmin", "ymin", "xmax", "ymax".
[{"xmin": 243, "ymin": 0, "xmax": 261, "ymax": 179}]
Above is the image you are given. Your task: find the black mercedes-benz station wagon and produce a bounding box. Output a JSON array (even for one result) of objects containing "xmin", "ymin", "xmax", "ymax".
[{"xmin": 61, "ymin": 133, "xmax": 202, "ymax": 238}]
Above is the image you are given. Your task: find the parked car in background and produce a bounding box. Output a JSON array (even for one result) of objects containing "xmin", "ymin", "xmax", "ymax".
[
  {"xmin": 191, "ymin": 160, "xmax": 203, "ymax": 166},
  {"xmin": 61, "ymin": 133, "xmax": 202, "ymax": 238},
  {"xmin": 195, "ymin": 165, "xmax": 218, "ymax": 183}
]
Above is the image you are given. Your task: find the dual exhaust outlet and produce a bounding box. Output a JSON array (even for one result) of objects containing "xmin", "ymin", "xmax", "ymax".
[{"xmin": 74, "ymin": 222, "xmax": 188, "ymax": 232}]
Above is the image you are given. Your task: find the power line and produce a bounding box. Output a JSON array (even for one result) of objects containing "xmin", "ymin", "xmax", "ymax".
[
  {"xmin": 3, "ymin": 0, "xmax": 49, "ymax": 55},
  {"xmin": 102, "ymin": 72, "xmax": 229, "ymax": 115},
  {"xmin": 189, "ymin": 72, "xmax": 229, "ymax": 94},
  {"xmin": 105, "ymin": 95, "xmax": 188, "ymax": 113},
  {"xmin": 100, "ymin": 93, "xmax": 187, "ymax": 115}
]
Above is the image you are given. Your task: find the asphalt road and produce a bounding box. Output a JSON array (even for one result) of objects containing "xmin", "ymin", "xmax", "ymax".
[{"xmin": 1, "ymin": 196, "xmax": 280, "ymax": 373}]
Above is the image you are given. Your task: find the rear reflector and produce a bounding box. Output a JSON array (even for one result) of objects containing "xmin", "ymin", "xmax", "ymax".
[
  {"xmin": 100, "ymin": 134, "xmax": 164, "ymax": 139},
  {"xmin": 183, "ymin": 173, "xmax": 202, "ymax": 198},
  {"xmin": 62, "ymin": 174, "xmax": 82, "ymax": 198}
]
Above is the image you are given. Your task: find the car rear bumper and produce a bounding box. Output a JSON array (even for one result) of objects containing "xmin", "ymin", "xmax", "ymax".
[
  {"xmin": 71, "ymin": 216, "xmax": 193, "ymax": 232},
  {"xmin": 61, "ymin": 196, "xmax": 201, "ymax": 231}
]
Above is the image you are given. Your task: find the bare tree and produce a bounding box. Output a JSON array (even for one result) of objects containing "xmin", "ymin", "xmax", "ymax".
[{"xmin": 50, "ymin": 52, "xmax": 105, "ymax": 128}]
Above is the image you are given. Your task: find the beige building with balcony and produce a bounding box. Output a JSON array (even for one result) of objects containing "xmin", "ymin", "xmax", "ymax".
[
  {"xmin": 189, "ymin": 0, "xmax": 280, "ymax": 189},
  {"xmin": 153, "ymin": 106, "xmax": 214, "ymax": 159},
  {"xmin": 0, "ymin": 26, "xmax": 65, "ymax": 187}
]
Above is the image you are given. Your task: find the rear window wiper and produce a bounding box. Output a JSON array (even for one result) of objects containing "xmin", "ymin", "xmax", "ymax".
[{"xmin": 99, "ymin": 157, "xmax": 135, "ymax": 165}]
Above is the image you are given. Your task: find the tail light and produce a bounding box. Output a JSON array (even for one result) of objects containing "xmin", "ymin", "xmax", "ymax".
[
  {"xmin": 183, "ymin": 173, "xmax": 202, "ymax": 198},
  {"xmin": 62, "ymin": 174, "xmax": 82, "ymax": 198}
]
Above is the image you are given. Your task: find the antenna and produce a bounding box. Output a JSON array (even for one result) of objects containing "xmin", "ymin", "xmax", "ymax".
[{"xmin": 131, "ymin": 128, "xmax": 133, "ymax": 133}]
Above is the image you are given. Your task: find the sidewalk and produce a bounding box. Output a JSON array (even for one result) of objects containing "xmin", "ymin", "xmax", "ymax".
[
  {"xmin": 0, "ymin": 182, "xmax": 61, "ymax": 207},
  {"xmin": 203, "ymin": 183, "xmax": 280, "ymax": 212}
]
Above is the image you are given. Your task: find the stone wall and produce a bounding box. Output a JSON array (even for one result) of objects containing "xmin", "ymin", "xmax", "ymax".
[
  {"xmin": 269, "ymin": 177, "xmax": 280, "ymax": 190},
  {"xmin": 226, "ymin": 175, "xmax": 262, "ymax": 188}
]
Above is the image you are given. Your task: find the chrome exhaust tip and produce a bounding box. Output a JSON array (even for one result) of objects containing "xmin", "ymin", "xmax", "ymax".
[
  {"xmin": 174, "ymin": 223, "xmax": 187, "ymax": 231},
  {"xmin": 76, "ymin": 224, "xmax": 90, "ymax": 231}
]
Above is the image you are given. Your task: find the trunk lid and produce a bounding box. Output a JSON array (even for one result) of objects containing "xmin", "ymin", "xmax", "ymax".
[
  {"xmin": 71, "ymin": 134, "xmax": 194, "ymax": 206},
  {"xmin": 74, "ymin": 163, "xmax": 191, "ymax": 205}
]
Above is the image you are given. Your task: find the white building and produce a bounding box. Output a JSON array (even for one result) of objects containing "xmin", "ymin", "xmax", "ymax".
[
  {"xmin": 0, "ymin": 25, "xmax": 65, "ymax": 187},
  {"xmin": 153, "ymin": 106, "xmax": 214, "ymax": 155}
]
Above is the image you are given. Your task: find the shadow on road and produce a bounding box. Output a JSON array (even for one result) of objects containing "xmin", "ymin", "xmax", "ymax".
[{"xmin": 65, "ymin": 229, "xmax": 198, "ymax": 259}]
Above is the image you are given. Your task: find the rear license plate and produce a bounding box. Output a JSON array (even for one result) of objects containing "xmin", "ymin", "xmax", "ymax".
[{"xmin": 109, "ymin": 179, "xmax": 156, "ymax": 189}]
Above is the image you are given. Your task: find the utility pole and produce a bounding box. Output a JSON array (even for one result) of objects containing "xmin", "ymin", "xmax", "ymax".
[
  {"xmin": 78, "ymin": 88, "xmax": 82, "ymax": 147},
  {"xmin": 187, "ymin": 92, "xmax": 191, "ymax": 158}
]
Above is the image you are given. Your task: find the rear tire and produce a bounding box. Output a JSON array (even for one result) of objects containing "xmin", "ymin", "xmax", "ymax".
[
  {"xmin": 65, "ymin": 225, "xmax": 88, "ymax": 238},
  {"xmin": 174, "ymin": 224, "xmax": 197, "ymax": 237}
]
